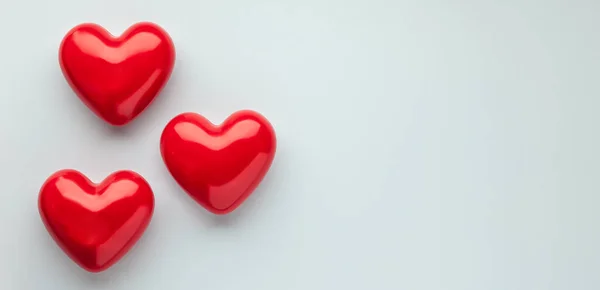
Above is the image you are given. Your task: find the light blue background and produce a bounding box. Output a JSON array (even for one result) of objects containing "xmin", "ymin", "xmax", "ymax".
[{"xmin": 0, "ymin": 0, "xmax": 599, "ymax": 289}]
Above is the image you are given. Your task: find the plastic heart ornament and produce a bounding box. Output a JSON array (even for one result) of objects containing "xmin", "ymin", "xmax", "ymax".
[
  {"xmin": 59, "ymin": 22, "xmax": 175, "ymax": 126},
  {"xmin": 160, "ymin": 110, "xmax": 277, "ymax": 214},
  {"xmin": 38, "ymin": 169, "xmax": 155, "ymax": 272}
]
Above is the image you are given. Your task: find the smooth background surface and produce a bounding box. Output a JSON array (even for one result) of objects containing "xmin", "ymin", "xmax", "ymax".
[{"xmin": 0, "ymin": 0, "xmax": 599, "ymax": 289}]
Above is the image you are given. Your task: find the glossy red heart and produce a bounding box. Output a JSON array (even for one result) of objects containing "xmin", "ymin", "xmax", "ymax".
[
  {"xmin": 59, "ymin": 22, "xmax": 175, "ymax": 126},
  {"xmin": 160, "ymin": 110, "xmax": 277, "ymax": 214},
  {"xmin": 38, "ymin": 169, "xmax": 154, "ymax": 272}
]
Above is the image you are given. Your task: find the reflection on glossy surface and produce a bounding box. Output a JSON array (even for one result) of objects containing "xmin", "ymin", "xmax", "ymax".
[
  {"xmin": 59, "ymin": 22, "xmax": 175, "ymax": 126},
  {"xmin": 161, "ymin": 110, "xmax": 277, "ymax": 214},
  {"xmin": 38, "ymin": 169, "xmax": 154, "ymax": 273}
]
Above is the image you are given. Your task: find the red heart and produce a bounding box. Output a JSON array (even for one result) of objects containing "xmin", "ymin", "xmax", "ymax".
[
  {"xmin": 160, "ymin": 110, "xmax": 277, "ymax": 214},
  {"xmin": 38, "ymin": 169, "xmax": 155, "ymax": 272},
  {"xmin": 59, "ymin": 22, "xmax": 175, "ymax": 126}
]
